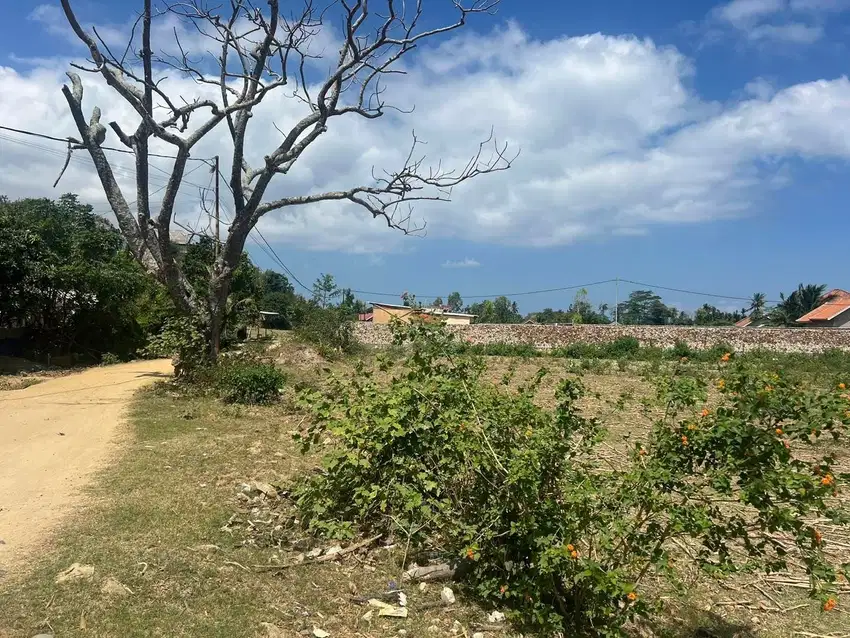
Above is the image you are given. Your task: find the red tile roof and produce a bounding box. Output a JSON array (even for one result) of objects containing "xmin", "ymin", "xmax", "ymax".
[
  {"xmin": 735, "ymin": 316, "xmax": 753, "ymax": 328},
  {"xmin": 797, "ymin": 289, "xmax": 850, "ymax": 324}
]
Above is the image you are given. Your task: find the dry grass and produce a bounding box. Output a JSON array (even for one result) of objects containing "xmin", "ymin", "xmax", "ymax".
[
  {"xmin": 1, "ymin": 346, "xmax": 849, "ymax": 638},
  {"xmin": 0, "ymin": 376, "xmax": 44, "ymax": 391}
]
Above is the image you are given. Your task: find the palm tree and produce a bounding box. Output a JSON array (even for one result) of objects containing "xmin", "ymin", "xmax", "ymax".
[
  {"xmin": 771, "ymin": 283, "xmax": 827, "ymax": 326},
  {"xmin": 748, "ymin": 292, "xmax": 767, "ymax": 319}
]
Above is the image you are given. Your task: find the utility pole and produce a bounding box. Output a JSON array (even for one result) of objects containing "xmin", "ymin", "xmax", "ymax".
[
  {"xmin": 614, "ymin": 277, "xmax": 619, "ymax": 324},
  {"xmin": 213, "ymin": 155, "xmax": 220, "ymax": 259}
]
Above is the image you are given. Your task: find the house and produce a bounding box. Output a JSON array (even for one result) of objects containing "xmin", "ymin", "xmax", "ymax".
[
  {"xmin": 734, "ymin": 315, "xmax": 771, "ymax": 328},
  {"xmin": 366, "ymin": 302, "xmax": 476, "ymax": 325},
  {"xmin": 796, "ymin": 289, "xmax": 850, "ymax": 329}
]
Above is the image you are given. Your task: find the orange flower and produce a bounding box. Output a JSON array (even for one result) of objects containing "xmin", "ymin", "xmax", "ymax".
[
  {"xmin": 823, "ymin": 598, "xmax": 836, "ymax": 612},
  {"xmin": 566, "ymin": 544, "xmax": 575, "ymax": 552},
  {"xmin": 681, "ymin": 435, "xmax": 689, "ymax": 446},
  {"xmin": 720, "ymin": 352, "xmax": 731, "ymax": 362},
  {"xmin": 814, "ymin": 529, "xmax": 823, "ymax": 545},
  {"xmin": 822, "ymin": 474, "xmax": 835, "ymax": 487},
  {"xmin": 466, "ymin": 548, "xmax": 475, "ymax": 559},
  {"xmin": 775, "ymin": 428, "xmax": 783, "ymax": 435},
  {"xmin": 840, "ymin": 383, "xmax": 846, "ymax": 390},
  {"xmin": 765, "ymin": 385, "xmax": 773, "ymax": 392},
  {"xmin": 570, "ymin": 550, "xmax": 579, "ymax": 559},
  {"xmin": 680, "ymin": 356, "xmax": 688, "ymax": 363},
  {"xmin": 639, "ymin": 448, "xmax": 647, "ymax": 456},
  {"xmin": 500, "ymin": 585, "xmax": 508, "ymax": 594},
  {"xmin": 700, "ymin": 408, "xmax": 710, "ymax": 418},
  {"xmin": 627, "ymin": 592, "xmax": 638, "ymax": 602}
]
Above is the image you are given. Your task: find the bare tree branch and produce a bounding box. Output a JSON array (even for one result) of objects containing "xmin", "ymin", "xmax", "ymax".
[{"xmin": 58, "ymin": 0, "xmax": 511, "ymax": 357}]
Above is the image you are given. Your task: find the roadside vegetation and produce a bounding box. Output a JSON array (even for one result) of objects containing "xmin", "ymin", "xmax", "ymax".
[{"xmin": 2, "ymin": 322, "xmax": 849, "ymax": 638}]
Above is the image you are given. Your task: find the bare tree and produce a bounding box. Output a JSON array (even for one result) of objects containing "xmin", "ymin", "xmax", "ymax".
[{"xmin": 58, "ymin": 0, "xmax": 514, "ymax": 358}]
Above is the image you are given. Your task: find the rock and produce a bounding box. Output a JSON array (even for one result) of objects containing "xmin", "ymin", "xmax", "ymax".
[
  {"xmin": 55, "ymin": 563, "xmax": 95, "ymax": 584},
  {"xmin": 100, "ymin": 577, "xmax": 132, "ymax": 597},
  {"xmin": 31, "ymin": 635, "xmax": 54, "ymax": 638},
  {"xmin": 403, "ymin": 563, "xmax": 455, "ymax": 582},
  {"xmin": 323, "ymin": 545, "xmax": 343, "ymax": 557},
  {"xmin": 361, "ymin": 610, "xmax": 374, "ymax": 622},
  {"xmin": 260, "ymin": 623, "xmax": 286, "ymax": 638},
  {"xmin": 418, "ymin": 582, "xmax": 429, "ymax": 593},
  {"xmin": 378, "ymin": 606, "xmax": 408, "ymax": 618},
  {"xmin": 242, "ymin": 481, "xmax": 278, "ymax": 498},
  {"xmin": 398, "ymin": 592, "xmax": 407, "ymax": 607},
  {"xmin": 473, "ymin": 633, "xmax": 485, "ymax": 638},
  {"xmin": 441, "ymin": 586, "xmax": 456, "ymax": 605},
  {"xmin": 306, "ymin": 548, "xmax": 323, "ymax": 559},
  {"xmin": 427, "ymin": 627, "xmax": 440, "ymax": 635},
  {"xmin": 398, "ymin": 630, "xmax": 408, "ymax": 636},
  {"xmin": 312, "ymin": 628, "xmax": 329, "ymax": 638},
  {"xmin": 189, "ymin": 544, "xmax": 220, "ymax": 554},
  {"xmin": 451, "ymin": 620, "xmax": 463, "ymax": 635},
  {"xmin": 486, "ymin": 611, "xmax": 506, "ymax": 623}
]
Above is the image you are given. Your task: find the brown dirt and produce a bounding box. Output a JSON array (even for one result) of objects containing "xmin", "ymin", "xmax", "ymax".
[{"xmin": 0, "ymin": 359, "xmax": 172, "ymax": 575}]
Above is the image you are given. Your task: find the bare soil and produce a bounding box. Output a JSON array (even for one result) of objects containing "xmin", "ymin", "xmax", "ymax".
[{"xmin": 0, "ymin": 359, "xmax": 172, "ymax": 575}]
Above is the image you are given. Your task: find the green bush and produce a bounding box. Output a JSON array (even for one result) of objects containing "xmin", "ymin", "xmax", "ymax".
[
  {"xmin": 216, "ymin": 359, "xmax": 285, "ymax": 404},
  {"xmin": 100, "ymin": 352, "xmax": 121, "ymax": 365},
  {"xmin": 602, "ymin": 336, "xmax": 641, "ymax": 359},
  {"xmin": 295, "ymin": 306, "xmax": 357, "ymax": 359},
  {"xmin": 294, "ymin": 322, "xmax": 850, "ymax": 636},
  {"xmin": 142, "ymin": 316, "xmax": 210, "ymax": 381},
  {"xmin": 670, "ymin": 340, "xmax": 693, "ymax": 359}
]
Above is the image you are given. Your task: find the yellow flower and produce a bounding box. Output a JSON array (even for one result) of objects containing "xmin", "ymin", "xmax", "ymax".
[
  {"xmin": 717, "ymin": 379, "xmax": 726, "ymax": 390},
  {"xmin": 687, "ymin": 423, "xmax": 696, "ymax": 431},
  {"xmin": 840, "ymin": 383, "xmax": 846, "ymax": 391}
]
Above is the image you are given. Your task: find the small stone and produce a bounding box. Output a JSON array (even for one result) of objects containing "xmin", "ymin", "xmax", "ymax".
[
  {"xmin": 100, "ymin": 577, "xmax": 132, "ymax": 597},
  {"xmin": 31, "ymin": 635, "xmax": 54, "ymax": 638},
  {"xmin": 398, "ymin": 592, "xmax": 407, "ymax": 607},
  {"xmin": 260, "ymin": 622, "xmax": 286, "ymax": 638},
  {"xmin": 362, "ymin": 610, "xmax": 374, "ymax": 622},
  {"xmin": 313, "ymin": 628, "xmax": 329, "ymax": 638},
  {"xmin": 398, "ymin": 630, "xmax": 408, "ymax": 637},
  {"xmin": 427, "ymin": 626, "xmax": 440, "ymax": 634},
  {"xmin": 189, "ymin": 544, "xmax": 220, "ymax": 554},
  {"xmin": 441, "ymin": 586, "xmax": 456, "ymax": 605},
  {"xmin": 306, "ymin": 548, "xmax": 323, "ymax": 559},
  {"xmin": 473, "ymin": 633, "xmax": 485, "ymax": 638},
  {"xmin": 418, "ymin": 582, "xmax": 428, "ymax": 593},
  {"xmin": 55, "ymin": 563, "xmax": 95, "ymax": 584},
  {"xmin": 486, "ymin": 611, "xmax": 506, "ymax": 623},
  {"xmin": 323, "ymin": 545, "xmax": 343, "ymax": 557},
  {"xmin": 451, "ymin": 620, "xmax": 463, "ymax": 635}
]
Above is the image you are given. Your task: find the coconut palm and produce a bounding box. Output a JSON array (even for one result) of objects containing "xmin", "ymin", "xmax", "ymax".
[
  {"xmin": 770, "ymin": 284, "xmax": 827, "ymax": 326},
  {"xmin": 748, "ymin": 292, "xmax": 767, "ymax": 319}
]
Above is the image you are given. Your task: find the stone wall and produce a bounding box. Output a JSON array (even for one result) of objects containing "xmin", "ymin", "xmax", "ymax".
[{"xmin": 354, "ymin": 323, "xmax": 850, "ymax": 354}]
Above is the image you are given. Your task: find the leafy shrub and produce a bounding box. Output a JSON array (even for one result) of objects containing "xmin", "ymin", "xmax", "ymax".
[
  {"xmin": 296, "ymin": 306, "xmax": 357, "ymax": 359},
  {"xmin": 670, "ymin": 340, "xmax": 693, "ymax": 359},
  {"xmin": 295, "ymin": 323, "xmax": 850, "ymax": 636},
  {"xmin": 100, "ymin": 352, "xmax": 121, "ymax": 365},
  {"xmin": 142, "ymin": 316, "xmax": 210, "ymax": 381},
  {"xmin": 216, "ymin": 358, "xmax": 285, "ymax": 404},
  {"xmin": 602, "ymin": 336, "xmax": 641, "ymax": 359}
]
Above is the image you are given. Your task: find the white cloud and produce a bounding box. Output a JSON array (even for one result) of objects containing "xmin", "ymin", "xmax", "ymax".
[
  {"xmin": 442, "ymin": 258, "xmax": 481, "ymax": 269},
  {"xmin": 708, "ymin": 0, "xmax": 850, "ymax": 43},
  {"xmin": 1, "ymin": 19, "xmax": 850, "ymax": 253}
]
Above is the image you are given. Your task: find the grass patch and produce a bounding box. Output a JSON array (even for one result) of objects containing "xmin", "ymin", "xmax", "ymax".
[{"xmin": 0, "ymin": 376, "xmax": 43, "ymax": 391}]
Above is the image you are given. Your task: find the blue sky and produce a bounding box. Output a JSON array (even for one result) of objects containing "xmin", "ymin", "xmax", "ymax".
[{"xmin": 1, "ymin": 0, "xmax": 849, "ymax": 313}]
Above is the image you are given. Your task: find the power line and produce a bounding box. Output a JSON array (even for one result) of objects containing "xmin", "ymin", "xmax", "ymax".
[
  {"xmin": 618, "ymin": 279, "xmax": 782, "ymax": 305},
  {"xmin": 0, "ymin": 124, "xmax": 207, "ymax": 161}
]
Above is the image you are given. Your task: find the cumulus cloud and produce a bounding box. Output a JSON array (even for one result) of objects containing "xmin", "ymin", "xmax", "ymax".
[
  {"xmin": 1, "ymin": 16, "xmax": 850, "ymax": 253},
  {"xmin": 442, "ymin": 258, "xmax": 481, "ymax": 269}
]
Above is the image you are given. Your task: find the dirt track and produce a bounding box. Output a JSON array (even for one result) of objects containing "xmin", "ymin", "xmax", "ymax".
[{"xmin": 0, "ymin": 359, "xmax": 172, "ymax": 575}]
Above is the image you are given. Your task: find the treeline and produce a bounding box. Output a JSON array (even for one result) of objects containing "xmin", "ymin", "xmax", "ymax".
[{"xmin": 0, "ymin": 195, "xmax": 365, "ymax": 364}]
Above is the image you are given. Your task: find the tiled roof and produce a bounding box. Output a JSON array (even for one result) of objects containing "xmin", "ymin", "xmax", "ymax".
[
  {"xmin": 735, "ymin": 317, "xmax": 753, "ymax": 328},
  {"xmin": 797, "ymin": 289, "xmax": 850, "ymax": 323}
]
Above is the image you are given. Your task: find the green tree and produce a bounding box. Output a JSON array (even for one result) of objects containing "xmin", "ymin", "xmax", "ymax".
[
  {"xmin": 312, "ymin": 273, "xmax": 340, "ymax": 309},
  {"xmin": 772, "ymin": 283, "xmax": 827, "ymax": 325},
  {"xmin": 467, "ymin": 296, "xmax": 521, "ymax": 323},
  {"xmin": 447, "ymin": 292, "xmax": 463, "ymax": 312},
  {"xmin": 0, "ymin": 194, "xmax": 151, "ymax": 360},
  {"xmin": 431, "ymin": 296, "xmax": 444, "ymax": 308},
  {"xmin": 749, "ymin": 292, "xmax": 767, "ymax": 319}
]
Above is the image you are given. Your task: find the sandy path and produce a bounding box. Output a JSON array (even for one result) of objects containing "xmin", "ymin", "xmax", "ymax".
[{"xmin": 0, "ymin": 359, "xmax": 172, "ymax": 574}]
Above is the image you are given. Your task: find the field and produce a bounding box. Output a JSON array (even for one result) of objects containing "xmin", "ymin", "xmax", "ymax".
[{"xmin": 1, "ymin": 337, "xmax": 849, "ymax": 638}]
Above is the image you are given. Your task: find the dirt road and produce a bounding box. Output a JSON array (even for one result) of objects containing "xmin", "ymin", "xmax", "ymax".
[{"xmin": 0, "ymin": 359, "xmax": 172, "ymax": 574}]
